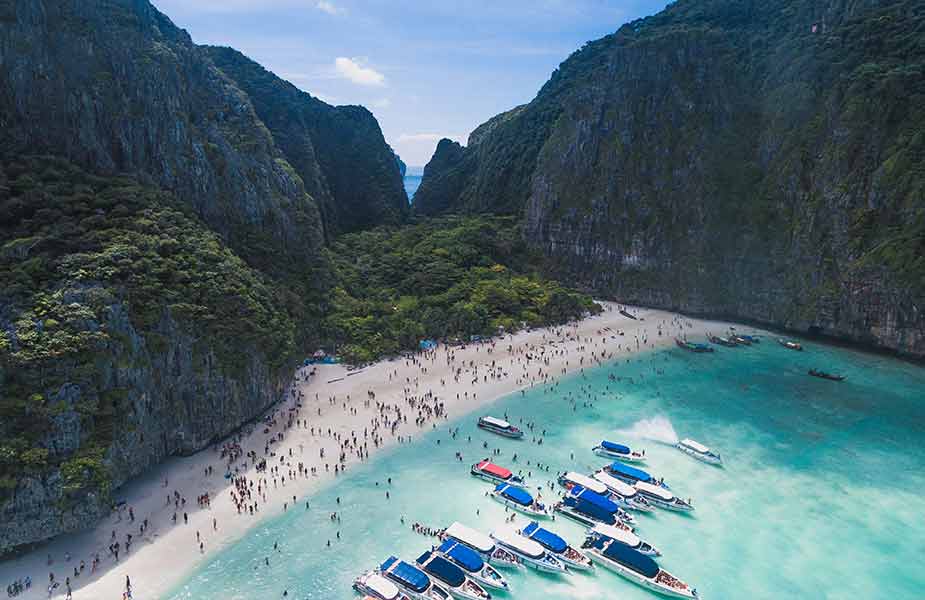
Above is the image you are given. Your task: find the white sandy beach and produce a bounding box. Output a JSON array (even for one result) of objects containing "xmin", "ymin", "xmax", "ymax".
[{"xmin": 0, "ymin": 303, "xmax": 740, "ymax": 600}]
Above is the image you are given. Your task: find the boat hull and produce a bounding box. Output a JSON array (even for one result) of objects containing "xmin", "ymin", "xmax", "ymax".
[
  {"xmin": 471, "ymin": 469, "xmax": 527, "ymax": 488},
  {"xmin": 587, "ymin": 550, "xmax": 696, "ymax": 599},
  {"xmin": 554, "ymin": 504, "xmax": 632, "ymax": 530},
  {"xmin": 638, "ymin": 493, "xmax": 693, "ymax": 512},
  {"xmin": 477, "ymin": 423, "xmax": 523, "ymax": 439},
  {"xmin": 490, "ymin": 493, "xmax": 550, "ymax": 518},
  {"xmin": 676, "ymin": 444, "xmax": 723, "ymax": 466}
]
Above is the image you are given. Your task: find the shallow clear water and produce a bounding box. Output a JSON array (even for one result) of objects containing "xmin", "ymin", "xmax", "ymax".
[{"xmin": 165, "ymin": 339, "xmax": 925, "ymax": 600}]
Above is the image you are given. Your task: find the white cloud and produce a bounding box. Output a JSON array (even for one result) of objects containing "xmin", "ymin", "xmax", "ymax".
[
  {"xmin": 397, "ymin": 133, "xmax": 465, "ymax": 143},
  {"xmin": 371, "ymin": 98, "xmax": 391, "ymax": 109},
  {"xmin": 316, "ymin": 1, "xmax": 342, "ymax": 15},
  {"xmin": 334, "ymin": 57, "xmax": 385, "ymax": 86}
]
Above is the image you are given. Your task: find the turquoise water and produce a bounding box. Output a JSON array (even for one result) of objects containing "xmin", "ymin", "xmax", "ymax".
[
  {"xmin": 404, "ymin": 172, "xmax": 422, "ymax": 200},
  {"xmin": 165, "ymin": 339, "xmax": 925, "ymax": 600}
]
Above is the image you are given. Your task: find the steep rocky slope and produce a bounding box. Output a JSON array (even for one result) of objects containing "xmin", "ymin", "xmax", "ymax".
[{"xmin": 414, "ymin": 0, "xmax": 925, "ymax": 357}]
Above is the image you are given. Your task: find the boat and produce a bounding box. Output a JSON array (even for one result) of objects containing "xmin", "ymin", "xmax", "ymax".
[
  {"xmin": 730, "ymin": 335, "xmax": 751, "ymax": 346},
  {"xmin": 808, "ymin": 369, "xmax": 845, "ymax": 381},
  {"xmin": 354, "ymin": 570, "xmax": 413, "ymax": 600},
  {"xmin": 470, "ymin": 460, "xmax": 527, "ymax": 488},
  {"xmin": 708, "ymin": 334, "xmax": 737, "ymax": 347},
  {"xmin": 477, "ymin": 416, "xmax": 523, "ymax": 439},
  {"xmin": 778, "ymin": 338, "xmax": 803, "ymax": 351},
  {"xmin": 738, "ymin": 334, "xmax": 761, "ymax": 343},
  {"xmin": 434, "ymin": 539, "xmax": 509, "ymax": 592},
  {"xmin": 554, "ymin": 485, "xmax": 629, "ymax": 528},
  {"xmin": 592, "ymin": 470, "xmax": 654, "ymax": 512},
  {"xmin": 676, "ymin": 438, "xmax": 722, "ymax": 466},
  {"xmin": 620, "ymin": 309, "xmax": 638, "ymax": 320},
  {"xmin": 605, "ymin": 461, "xmax": 668, "ymax": 488},
  {"xmin": 558, "ymin": 472, "xmax": 635, "ymax": 524},
  {"xmin": 587, "ymin": 523, "xmax": 660, "ymax": 557},
  {"xmin": 489, "ymin": 528, "xmax": 568, "ymax": 574},
  {"xmin": 416, "ymin": 551, "xmax": 491, "ymax": 600},
  {"xmin": 379, "ymin": 556, "xmax": 452, "ymax": 600},
  {"xmin": 519, "ymin": 521, "xmax": 593, "ymax": 571},
  {"xmin": 675, "ymin": 338, "xmax": 714, "ymax": 353},
  {"xmin": 441, "ymin": 522, "xmax": 521, "ymax": 569},
  {"xmin": 634, "ymin": 481, "xmax": 693, "ymax": 512},
  {"xmin": 581, "ymin": 537, "xmax": 698, "ymax": 598},
  {"xmin": 489, "ymin": 483, "xmax": 550, "ymax": 517},
  {"xmin": 592, "ymin": 440, "xmax": 647, "ymax": 462}
]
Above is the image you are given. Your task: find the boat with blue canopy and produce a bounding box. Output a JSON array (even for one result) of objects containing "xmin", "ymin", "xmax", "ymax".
[
  {"xmin": 440, "ymin": 522, "xmax": 521, "ymax": 569},
  {"xmin": 592, "ymin": 470, "xmax": 653, "ymax": 512},
  {"xmin": 592, "ymin": 440, "xmax": 646, "ymax": 462},
  {"xmin": 519, "ymin": 521, "xmax": 593, "ymax": 571},
  {"xmin": 558, "ymin": 472, "xmax": 635, "ymax": 524},
  {"xmin": 416, "ymin": 551, "xmax": 490, "ymax": 600},
  {"xmin": 489, "ymin": 483, "xmax": 550, "ymax": 517},
  {"xmin": 554, "ymin": 485, "xmax": 632, "ymax": 528},
  {"xmin": 379, "ymin": 557, "xmax": 451, "ymax": 600},
  {"xmin": 434, "ymin": 539, "xmax": 508, "ymax": 591},
  {"xmin": 489, "ymin": 528, "xmax": 568, "ymax": 574},
  {"xmin": 581, "ymin": 537, "xmax": 698, "ymax": 598},
  {"xmin": 354, "ymin": 570, "xmax": 412, "ymax": 600},
  {"xmin": 606, "ymin": 461, "xmax": 668, "ymax": 488}
]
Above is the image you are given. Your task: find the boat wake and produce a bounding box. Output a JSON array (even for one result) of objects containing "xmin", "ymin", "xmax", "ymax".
[{"xmin": 617, "ymin": 416, "xmax": 679, "ymax": 445}]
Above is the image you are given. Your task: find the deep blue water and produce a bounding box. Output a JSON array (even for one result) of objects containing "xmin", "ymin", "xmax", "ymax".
[{"xmin": 165, "ymin": 338, "xmax": 925, "ymax": 600}]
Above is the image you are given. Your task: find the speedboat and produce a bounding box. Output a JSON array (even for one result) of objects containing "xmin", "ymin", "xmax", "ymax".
[
  {"xmin": 490, "ymin": 528, "xmax": 568, "ymax": 574},
  {"xmin": 587, "ymin": 523, "xmax": 660, "ymax": 557},
  {"xmin": 676, "ymin": 438, "xmax": 722, "ymax": 466},
  {"xmin": 808, "ymin": 369, "xmax": 845, "ymax": 381},
  {"xmin": 554, "ymin": 485, "xmax": 631, "ymax": 528},
  {"xmin": 592, "ymin": 440, "xmax": 646, "ymax": 462},
  {"xmin": 471, "ymin": 460, "xmax": 527, "ymax": 488},
  {"xmin": 434, "ymin": 539, "xmax": 509, "ymax": 592},
  {"xmin": 708, "ymin": 334, "xmax": 737, "ymax": 347},
  {"xmin": 605, "ymin": 461, "xmax": 669, "ymax": 489},
  {"xmin": 489, "ymin": 483, "xmax": 550, "ymax": 518},
  {"xmin": 477, "ymin": 416, "xmax": 524, "ymax": 439},
  {"xmin": 558, "ymin": 473, "xmax": 635, "ymax": 524},
  {"xmin": 778, "ymin": 338, "xmax": 803, "ymax": 351},
  {"xmin": 675, "ymin": 338, "xmax": 714, "ymax": 353},
  {"xmin": 592, "ymin": 470, "xmax": 653, "ymax": 512},
  {"xmin": 582, "ymin": 537, "xmax": 698, "ymax": 598},
  {"xmin": 441, "ymin": 522, "xmax": 521, "ymax": 569},
  {"xmin": 416, "ymin": 551, "xmax": 491, "ymax": 600},
  {"xmin": 634, "ymin": 481, "xmax": 693, "ymax": 512},
  {"xmin": 379, "ymin": 556, "xmax": 452, "ymax": 600},
  {"xmin": 519, "ymin": 521, "xmax": 593, "ymax": 571},
  {"xmin": 354, "ymin": 570, "xmax": 413, "ymax": 600}
]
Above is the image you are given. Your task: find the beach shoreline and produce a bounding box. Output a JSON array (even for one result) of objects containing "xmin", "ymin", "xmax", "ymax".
[{"xmin": 0, "ymin": 303, "xmax": 743, "ymax": 600}]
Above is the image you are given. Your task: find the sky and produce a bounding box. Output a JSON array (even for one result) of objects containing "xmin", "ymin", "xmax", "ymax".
[{"xmin": 152, "ymin": 0, "xmax": 671, "ymax": 166}]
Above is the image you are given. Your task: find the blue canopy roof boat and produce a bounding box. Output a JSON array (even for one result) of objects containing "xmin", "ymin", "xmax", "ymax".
[
  {"xmin": 416, "ymin": 551, "xmax": 490, "ymax": 600},
  {"xmin": 554, "ymin": 485, "xmax": 628, "ymax": 527},
  {"xmin": 606, "ymin": 461, "xmax": 667, "ymax": 487},
  {"xmin": 593, "ymin": 440, "xmax": 647, "ymax": 462},
  {"xmin": 520, "ymin": 521, "xmax": 593, "ymax": 571},
  {"xmin": 380, "ymin": 556, "xmax": 449, "ymax": 599},
  {"xmin": 581, "ymin": 537, "xmax": 698, "ymax": 598},
  {"xmin": 435, "ymin": 540, "xmax": 509, "ymax": 591},
  {"xmin": 490, "ymin": 483, "xmax": 550, "ymax": 517}
]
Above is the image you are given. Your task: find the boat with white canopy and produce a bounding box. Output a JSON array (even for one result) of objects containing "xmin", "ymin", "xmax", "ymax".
[
  {"xmin": 441, "ymin": 522, "xmax": 521, "ymax": 569},
  {"xmin": 379, "ymin": 556, "xmax": 452, "ymax": 600},
  {"xmin": 477, "ymin": 416, "xmax": 523, "ymax": 439},
  {"xmin": 415, "ymin": 551, "xmax": 491, "ymax": 600},
  {"xmin": 592, "ymin": 470, "xmax": 653, "ymax": 512},
  {"xmin": 581, "ymin": 537, "xmax": 699, "ymax": 598},
  {"xmin": 434, "ymin": 539, "xmax": 509, "ymax": 591},
  {"xmin": 489, "ymin": 528, "xmax": 568, "ymax": 574},
  {"xmin": 587, "ymin": 523, "xmax": 660, "ymax": 557},
  {"xmin": 676, "ymin": 438, "xmax": 723, "ymax": 466},
  {"xmin": 592, "ymin": 440, "xmax": 646, "ymax": 462},
  {"xmin": 489, "ymin": 483, "xmax": 550, "ymax": 517},
  {"xmin": 354, "ymin": 570, "xmax": 413, "ymax": 600},
  {"xmin": 634, "ymin": 481, "xmax": 693, "ymax": 512},
  {"xmin": 519, "ymin": 521, "xmax": 593, "ymax": 571}
]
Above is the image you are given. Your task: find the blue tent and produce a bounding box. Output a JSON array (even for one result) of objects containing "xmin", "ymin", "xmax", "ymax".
[{"xmin": 419, "ymin": 339, "xmax": 437, "ymax": 351}]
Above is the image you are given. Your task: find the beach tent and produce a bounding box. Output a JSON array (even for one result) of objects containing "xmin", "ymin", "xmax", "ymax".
[{"xmin": 419, "ymin": 339, "xmax": 437, "ymax": 351}]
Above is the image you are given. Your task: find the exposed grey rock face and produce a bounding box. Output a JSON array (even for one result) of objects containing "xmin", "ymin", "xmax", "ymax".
[{"xmin": 414, "ymin": 0, "xmax": 925, "ymax": 357}]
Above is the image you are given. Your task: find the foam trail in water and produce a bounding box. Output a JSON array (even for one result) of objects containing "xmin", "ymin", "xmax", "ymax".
[{"xmin": 618, "ymin": 415, "xmax": 680, "ymax": 445}]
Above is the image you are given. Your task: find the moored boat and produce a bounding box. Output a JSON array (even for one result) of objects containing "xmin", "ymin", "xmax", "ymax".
[
  {"xmin": 605, "ymin": 461, "xmax": 668, "ymax": 489},
  {"xmin": 778, "ymin": 338, "xmax": 803, "ymax": 351},
  {"xmin": 675, "ymin": 338, "xmax": 714, "ymax": 353},
  {"xmin": 434, "ymin": 539, "xmax": 509, "ymax": 592},
  {"xmin": 592, "ymin": 440, "xmax": 647, "ymax": 462},
  {"xmin": 416, "ymin": 551, "xmax": 491, "ymax": 600},
  {"xmin": 354, "ymin": 570, "xmax": 413, "ymax": 600},
  {"xmin": 634, "ymin": 481, "xmax": 693, "ymax": 512},
  {"xmin": 477, "ymin": 416, "xmax": 523, "ymax": 439},
  {"xmin": 708, "ymin": 334, "xmax": 737, "ymax": 347},
  {"xmin": 519, "ymin": 521, "xmax": 593, "ymax": 571},
  {"xmin": 471, "ymin": 459, "xmax": 527, "ymax": 488},
  {"xmin": 738, "ymin": 334, "xmax": 761, "ymax": 343},
  {"xmin": 582, "ymin": 537, "xmax": 698, "ymax": 598},
  {"xmin": 490, "ymin": 528, "xmax": 568, "ymax": 574},
  {"xmin": 558, "ymin": 473, "xmax": 635, "ymax": 524},
  {"xmin": 808, "ymin": 369, "xmax": 845, "ymax": 381},
  {"xmin": 489, "ymin": 483, "xmax": 550, "ymax": 518},
  {"xmin": 441, "ymin": 522, "xmax": 521, "ymax": 569},
  {"xmin": 676, "ymin": 438, "xmax": 723, "ymax": 466},
  {"xmin": 554, "ymin": 485, "xmax": 630, "ymax": 528},
  {"xmin": 730, "ymin": 335, "xmax": 751, "ymax": 346},
  {"xmin": 587, "ymin": 523, "xmax": 660, "ymax": 557},
  {"xmin": 592, "ymin": 470, "xmax": 653, "ymax": 512},
  {"xmin": 379, "ymin": 556, "xmax": 452, "ymax": 600}
]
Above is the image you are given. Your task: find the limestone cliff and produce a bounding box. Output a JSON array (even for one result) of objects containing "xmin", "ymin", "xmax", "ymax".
[{"xmin": 414, "ymin": 0, "xmax": 925, "ymax": 357}]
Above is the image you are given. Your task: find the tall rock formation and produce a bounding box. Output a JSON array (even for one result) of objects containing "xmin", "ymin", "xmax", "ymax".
[{"xmin": 414, "ymin": 0, "xmax": 925, "ymax": 357}]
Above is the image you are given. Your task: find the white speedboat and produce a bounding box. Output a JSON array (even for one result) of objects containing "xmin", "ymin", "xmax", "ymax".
[
  {"xmin": 677, "ymin": 438, "xmax": 723, "ymax": 466},
  {"xmin": 587, "ymin": 523, "xmax": 660, "ymax": 557},
  {"xmin": 592, "ymin": 440, "xmax": 647, "ymax": 462},
  {"xmin": 592, "ymin": 470, "xmax": 653, "ymax": 513},
  {"xmin": 605, "ymin": 461, "xmax": 669, "ymax": 488},
  {"xmin": 519, "ymin": 521, "xmax": 593, "ymax": 571},
  {"xmin": 416, "ymin": 551, "xmax": 491, "ymax": 600},
  {"xmin": 354, "ymin": 570, "xmax": 413, "ymax": 600},
  {"xmin": 441, "ymin": 522, "xmax": 521, "ymax": 569},
  {"xmin": 477, "ymin": 416, "xmax": 524, "ymax": 439},
  {"xmin": 582, "ymin": 537, "xmax": 698, "ymax": 598},
  {"xmin": 558, "ymin": 473, "xmax": 635, "ymax": 524},
  {"xmin": 379, "ymin": 556, "xmax": 452, "ymax": 600},
  {"xmin": 490, "ymin": 528, "xmax": 568, "ymax": 574},
  {"xmin": 471, "ymin": 459, "xmax": 527, "ymax": 488},
  {"xmin": 434, "ymin": 539, "xmax": 509, "ymax": 592},
  {"xmin": 489, "ymin": 483, "xmax": 551, "ymax": 518},
  {"xmin": 634, "ymin": 481, "xmax": 693, "ymax": 512}
]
